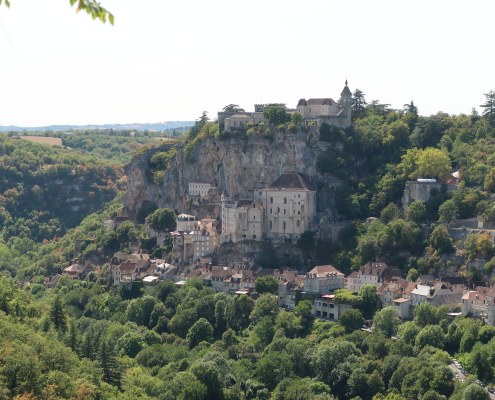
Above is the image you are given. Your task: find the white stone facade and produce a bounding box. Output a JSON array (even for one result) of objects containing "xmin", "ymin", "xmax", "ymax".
[
  {"xmin": 304, "ymin": 265, "xmax": 345, "ymax": 294},
  {"xmin": 262, "ymin": 173, "xmax": 316, "ymax": 240},
  {"xmin": 221, "ymin": 173, "xmax": 316, "ymax": 243},
  {"xmin": 188, "ymin": 182, "xmax": 214, "ymax": 198},
  {"xmin": 177, "ymin": 214, "xmax": 196, "ymax": 232}
]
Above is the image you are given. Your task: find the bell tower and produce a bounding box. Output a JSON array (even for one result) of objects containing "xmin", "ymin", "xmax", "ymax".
[{"xmin": 340, "ymin": 79, "xmax": 353, "ymax": 127}]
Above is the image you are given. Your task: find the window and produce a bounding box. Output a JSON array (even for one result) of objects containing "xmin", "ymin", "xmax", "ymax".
[
  {"xmin": 298, "ymin": 194, "xmax": 300, "ymax": 198},
  {"xmin": 283, "ymin": 221, "xmax": 286, "ymax": 230},
  {"xmin": 277, "ymin": 207, "xmax": 280, "ymax": 213},
  {"xmin": 270, "ymin": 197, "xmax": 273, "ymax": 204},
  {"xmin": 297, "ymin": 220, "xmax": 300, "ymax": 226},
  {"xmin": 269, "ymin": 221, "xmax": 272, "ymax": 229},
  {"xmin": 284, "ymin": 197, "xmax": 287, "ymax": 204},
  {"xmin": 284, "ymin": 209, "xmax": 286, "ymax": 215},
  {"xmin": 270, "ymin": 208, "xmax": 272, "ymax": 214},
  {"xmin": 298, "ymin": 211, "xmax": 300, "ymax": 215}
]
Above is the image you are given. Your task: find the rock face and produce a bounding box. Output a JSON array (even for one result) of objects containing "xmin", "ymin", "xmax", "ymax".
[{"xmin": 124, "ymin": 128, "xmax": 341, "ymax": 223}]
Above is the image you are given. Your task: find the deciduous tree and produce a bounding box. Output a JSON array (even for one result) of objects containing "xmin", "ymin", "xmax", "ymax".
[
  {"xmin": 146, "ymin": 208, "xmax": 176, "ymax": 232},
  {"xmin": 373, "ymin": 307, "xmax": 400, "ymax": 338}
]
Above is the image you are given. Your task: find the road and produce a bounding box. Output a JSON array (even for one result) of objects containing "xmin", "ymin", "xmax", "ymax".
[{"xmin": 449, "ymin": 363, "xmax": 495, "ymax": 400}]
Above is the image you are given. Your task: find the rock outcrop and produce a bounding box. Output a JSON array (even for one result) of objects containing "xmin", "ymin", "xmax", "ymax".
[{"xmin": 124, "ymin": 128, "xmax": 341, "ymax": 223}]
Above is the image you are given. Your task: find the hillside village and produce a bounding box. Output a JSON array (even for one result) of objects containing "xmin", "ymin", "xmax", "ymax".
[
  {"xmin": 5, "ymin": 83, "xmax": 495, "ymax": 399},
  {"xmin": 41, "ymin": 83, "xmax": 495, "ymax": 332}
]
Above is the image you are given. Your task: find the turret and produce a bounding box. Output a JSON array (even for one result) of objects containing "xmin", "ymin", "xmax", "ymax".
[
  {"xmin": 340, "ymin": 79, "xmax": 353, "ymax": 108},
  {"xmin": 340, "ymin": 80, "xmax": 353, "ymax": 126}
]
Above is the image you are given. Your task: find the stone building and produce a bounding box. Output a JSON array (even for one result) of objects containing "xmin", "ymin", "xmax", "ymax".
[
  {"xmin": 262, "ymin": 172, "xmax": 316, "ymax": 240},
  {"xmin": 218, "ymin": 81, "xmax": 352, "ymax": 131},
  {"xmin": 297, "ymin": 81, "xmax": 353, "ymax": 128},
  {"xmin": 188, "ymin": 182, "xmax": 215, "ymax": 198},
  {"xmin": 110, "ymin": 251, "xmax": 156, "ymax": 285},
  {"xmin": 171, "ymin": 217, "xmax": 220, "ymax": 264},
  {"xmin": 346, "ymin": 262, "xmax": 389, "ymax": 292},
  {"xmin": 461, "ymin": 287, "xmax": 495, "ymax": 325},
  {"xmin": 304, "ymin": 265, "xmax": 345, "ymax": 294},
  {"xmin": 221, "ymin": 193, "xmax": 264, "ymax": 243},
  {"xmin": 221, "ymin": 172, "xmax": 316, "ymax": 242},
  {"xmin": 312, "ymin": 294, "xmax": 352, "ymax": 320},
  {"xmin": 176, "ymin": 213, "xmax": 196, "ymax": 232}
]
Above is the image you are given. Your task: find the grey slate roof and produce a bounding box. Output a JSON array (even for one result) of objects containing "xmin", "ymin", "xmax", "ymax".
[{"xmin": 268, "ymin": 173, "xmax": 314, "ymax": 191}]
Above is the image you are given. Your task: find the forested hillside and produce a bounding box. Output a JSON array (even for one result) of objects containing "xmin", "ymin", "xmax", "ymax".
[
  {"xmin": 0, "ymin": 273, "xmax": 491, "ymax": 400},
  {"xmin": 0, "ymin": 136, "xmax": 123, "ymax": 243}
]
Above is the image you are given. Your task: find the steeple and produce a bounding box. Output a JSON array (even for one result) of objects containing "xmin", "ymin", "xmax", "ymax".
[
  {"xmin": 340, "ymin": 79, "xmax": 353, "ymax": 124},
  {"xmin": 341, "ymin": 79, "xmax": 352, "ymax": 97}
]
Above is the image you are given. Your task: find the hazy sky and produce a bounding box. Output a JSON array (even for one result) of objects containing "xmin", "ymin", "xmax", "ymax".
[{"xmin": 0, "ymin": 0, "xmax": 494, "ymax": 126}]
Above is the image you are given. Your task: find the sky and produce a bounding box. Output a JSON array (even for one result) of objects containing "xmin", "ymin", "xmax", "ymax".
[{"xmin": 0, "ymin": 0, "xmax": 494, "ymax": 126}]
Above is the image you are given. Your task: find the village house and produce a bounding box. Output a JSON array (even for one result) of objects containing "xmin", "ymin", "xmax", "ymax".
[
  {"xmin": 171, "ymin": 216, "xmax": 220, "ymax": 264},
  {"xmin": 377, "ymin": 277, "xmax": 416, "ymax": 307},
  {"xmin": 304, "ymin": 265, "xmax": 345, "ymax": 294},
  {"xmin": 461, "ymin": 286, "xmax": 495, "ymax": 325},
  {"xmin": 393, "ymin": 298, "xmax": 412, "ymax": 319},
  {"xmin": 402, "ymin": 179, "xmax": 458, "ymax": 211},
  {"xmin": 346, "ymin": 262, "xmax": 390, "ymax": 292},
  {"xmin": 410, "ymin": 281, "xmax": 462, "ymax": 308},
  {"xmin": 63, "ymin": 261, "xmax": 94, "ymax": 280},
  {"xmin": 411, "ymin": 284, "xmax": 432, "ymax": 306},
  {"xmin": 110, "ymin": 250, "xmax": 158, "ymax": 285},
  {"xmin": 273, "ymin": 268, "xmax": 304, "ymax": 309},
  {"xmin": 427, "ymin": 282, "xmax": 462, "ymax": 307},
  {"xmin": 312, "ymin": 293, "xmax": 353, "ymax": 321}
]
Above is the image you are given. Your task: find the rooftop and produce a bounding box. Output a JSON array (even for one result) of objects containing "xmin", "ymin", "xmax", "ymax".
[
  {"xmin": 268, "ymin": 173, "xmax": 314, "ymax": 191},
  {"xmin": 307, "ymin": 265, "xmax": 344, "ymax": 278}
]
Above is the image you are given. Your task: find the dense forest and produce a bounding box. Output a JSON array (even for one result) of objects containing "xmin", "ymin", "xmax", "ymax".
[
  {"xmin": 0, "ymin": 270, "xmax": 493, "ymax": 400},
  {"xmin": 1, "ymin": 90, "xmax": 495, "ymax": 399}
]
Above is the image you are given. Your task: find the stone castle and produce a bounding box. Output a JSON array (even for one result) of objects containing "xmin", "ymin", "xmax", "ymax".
[{"xmin": 217, "ymin": 81, "xmax": 353, "ymax": 131}]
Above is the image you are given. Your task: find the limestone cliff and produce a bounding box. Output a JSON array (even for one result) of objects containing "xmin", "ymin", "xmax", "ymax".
[{"xmin": 124, "ymin": 128, "xmax": 341, "ymax": 223}]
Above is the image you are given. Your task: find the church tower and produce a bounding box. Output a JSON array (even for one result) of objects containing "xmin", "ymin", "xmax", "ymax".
[{"xmin": 340, "ymin": 80, "xmax": 353, "ymax": 127}]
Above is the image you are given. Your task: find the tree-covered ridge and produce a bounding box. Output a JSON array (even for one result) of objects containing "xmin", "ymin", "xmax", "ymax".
[
  {"xmin": 0, "ymin": 136, "xmax": 123, "ymax": 244},
  {"xmin": 61, "ymin": 130, "xmax": 185, "ymax": 164},
  {"xmin": 312, "ymin": 92, "xmax": 493, "ymax": 221}
]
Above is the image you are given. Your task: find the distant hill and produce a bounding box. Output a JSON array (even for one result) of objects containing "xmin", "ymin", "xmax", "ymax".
[{"xmin": 0, "ymin": 121, "xmax": 195, "ymax": 132}]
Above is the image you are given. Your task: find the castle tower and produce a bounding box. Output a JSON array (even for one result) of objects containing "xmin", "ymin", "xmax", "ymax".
[{"xmin": 340, "ymin": 80, "xmax": 353, "ymax": 126}]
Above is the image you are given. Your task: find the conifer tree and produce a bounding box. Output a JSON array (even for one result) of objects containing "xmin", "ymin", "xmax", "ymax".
[
  {"xmin": 98, "ymin": 338, "xmax": 121, "ymax": 387},
  {"xmin": 65, "ymin": 319, "xmax": 79, "ymax": 353},
  {"xmin": 50, "ymin": 295, "xmax": 67, "ymax": 332},
  {"xmin": 80, "ymin": 328, "xmax": 95, "ymax": 360}
]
